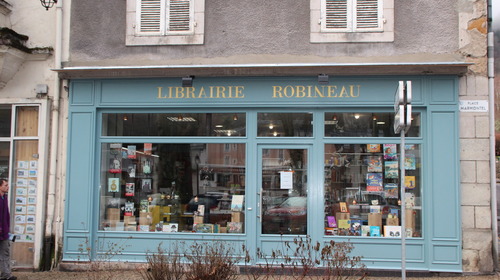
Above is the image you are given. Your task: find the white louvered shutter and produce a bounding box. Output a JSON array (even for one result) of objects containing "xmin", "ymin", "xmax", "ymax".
[
  {"xmin": 138, "ymin": 0, "xmax": 164, "ymax": 34},
  {"xmin": 167, "ymin": 0, "xmax": 193, "ymax": 33},
  {"xmin": 355, "ymin": 0, "xmax": 381, "ymax": 31},
  {"xmin": 324, "ymin": 0, "xmax": 349, "ymax": 30}
]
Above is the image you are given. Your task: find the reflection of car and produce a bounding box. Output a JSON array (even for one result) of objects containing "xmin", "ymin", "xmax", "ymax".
[
  {"xmin": 187, "ymin": 195, "xmax": 220, "ymax": 213},
  {"xmin": 262, "ymin": 196, "xmax": 307, "ymax": 234},
  {"xmin": 343, "ymin": 192, "xmax": 398, "ymax": 219}
]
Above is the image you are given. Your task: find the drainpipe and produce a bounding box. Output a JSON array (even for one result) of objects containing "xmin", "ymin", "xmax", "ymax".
[
  {"xmin": 44, "ymin": 0, "xmax": 63, "ymax": 270},
  {"xmin": 487, "ymin": 0, "xmax": 499, "ymax": 271}
]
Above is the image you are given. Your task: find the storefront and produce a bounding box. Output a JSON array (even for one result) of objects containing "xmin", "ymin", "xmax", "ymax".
[{"xmin": 63, "ymin": 75, "xmax": 461, "ymax": 272}]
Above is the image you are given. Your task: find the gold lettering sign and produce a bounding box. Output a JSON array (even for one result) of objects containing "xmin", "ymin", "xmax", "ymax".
[
  {"xmin": 156, "ymin": 85, "xmax": 360, "ymax": 99},
  {"xmin": 157, "ymin": 86, "xmax": 245, "ymax": 99}
]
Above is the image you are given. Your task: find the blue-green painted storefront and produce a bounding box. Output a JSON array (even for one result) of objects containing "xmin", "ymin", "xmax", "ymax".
[{"xmin": 63, "ymin": 75, "xmax": 461, "ymax": 272}]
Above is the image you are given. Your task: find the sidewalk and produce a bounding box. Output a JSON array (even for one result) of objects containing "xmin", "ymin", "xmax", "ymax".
[{"xmin": 8, "ymin": 270, "xmax": 500, "ymax": 280}]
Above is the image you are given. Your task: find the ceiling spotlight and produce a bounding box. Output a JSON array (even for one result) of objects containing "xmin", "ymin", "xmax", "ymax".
[
  {"xmin": 233, "ymin": 114, "xmax": 238, "ymax": 121},
  {"xmin": 354, "ymin": 114, "xmax": 360, "ymax": 119},
  {"xmin": 269, "ymin": 124, "xmax": 274, "ymax": 130}
]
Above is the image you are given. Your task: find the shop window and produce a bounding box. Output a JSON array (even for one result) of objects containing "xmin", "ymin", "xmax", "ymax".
[
  {"xmin": 324, "ymin": 144, "xmax": 422, "ymax": 238},
  {"xmin": 310, "ymin": 0, "xmax": 394, "ymax": 43},
  {"xmin": 0, "ymin": 107, "xmax": 11, "ymax": 137},
  {"xmin": 325, "ymin": 112, "xmax": 420, "ymax": 137},
  {"xmin": 126, "ymin": 0, "xmax": 205, "ymax": 45},
  {"xmin": 257, "ymin": 112, "xmax": 313, "ymax": 137},
  {"xmin": 102, "ymin": 113, "xmax": 245, "ymax": 137},
  {"xmin": 100, "ymin": 143, "xmax": 245, "ymax": 234}
]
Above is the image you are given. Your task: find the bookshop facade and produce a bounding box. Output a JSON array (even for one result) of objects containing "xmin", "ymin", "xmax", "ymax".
[{"xmin": 63, "ymin": 75, "xmax": 461, "ymax": 272}]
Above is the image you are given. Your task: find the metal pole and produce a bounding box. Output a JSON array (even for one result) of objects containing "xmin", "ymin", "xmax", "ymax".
[{"xmin": 401, "ymin": 131, "xmax": 406, "ymax": 280}]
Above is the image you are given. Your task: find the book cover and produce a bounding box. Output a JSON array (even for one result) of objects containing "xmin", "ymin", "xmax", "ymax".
[
  {"xmin": 384, "ymin": 183, "xmax": 399, "ymax": 198},
  {"xmin": 162, "ymin": 223, "xmax": 178, "ymax": 232},
  {"xmin": 384, "ymin": 161, "xmax": 399, "ymax": 179},
  {"xmin": 361, "ymin": 225, "xmax": 371, "ymax": 236},
  {"xmin": 125, "ymin": 183, "xmax": 135, "ymax": 196},
  {"xmin": 108, "ymin": 178, "xmax": 120, "ymax": 193},
  {"xmin": 124, "ymin": 201, "xmax": 134, "ymax": 216},
  {"xmin": 127, "ymin": 145, "xmax": 137, "ymax": 159},
  {"xmin": 141, "ymin": 179, "xmax": 152, "ymax": 192},
  {"xmin": 350, "ymin": 220, "xmax": 362, "ymax": 236},
  {"xmin": 405, "ymin": 193, "xmax": 415, "ymax": 208},
  {"xmin": 231, "ymin": 195, "xmax": 245, "ymax": 211},
  {"xmin": 144, "ymin": 143, "xmax": 152, "ymax": 155},
  {"xmin": 366, "ymin": 144, "xmax": 381, "ymax": 153},
  {"xmin": 405, "ymin": 154, "xmax": 416, "ymax": 170},
  {"xmin": 366, "ymin": 173, "xmax": 383, "ymax": 191},
  {"xmin": 339, "ymin": 202, "xmax": 348, "ymax": 212},
  {"xmin": 108, "ymin": 144, "xmax": 122, "ymax": 173},
  {"xmin": 338, "ymin": 219, "xmax": 350, "ymax": 229},
  {"xmin": 383, "ymin": 144, "xmax": 397, "ymax": 160},
  {"xmin": 327, "ymin": 216, "xmax": 337, "ymax": 227},
  {"xmin": 404, "ymin": 176, "xmax": 416, "ymax": 189},
  {"xmin": 370, "ymin": 226, "xmax": 381, "ymax": 237},
  {"xmin": 384, "ymin": 226, "xmax": 402, "ymax": 238},
  {"xmin": 194, "ymin": 223, "xmax": 214, "ymax": 233},
  {"xmin": 140, "ymin": 199, "xmax": 149, "ymax": 212},
  {"xmin": 197, "ymin": 204, "xmax": 205, "ymax": 216},
  {"xmin": 227, "ymin": 222, "xmax": 243, "ymax": 233},
  {"xmin": 369, "ymin": 205, "xmax": 381, "ymax": 213},
  {"xmin": 367, "ymin": 156, "xmax": 382, "ymax": 172}
]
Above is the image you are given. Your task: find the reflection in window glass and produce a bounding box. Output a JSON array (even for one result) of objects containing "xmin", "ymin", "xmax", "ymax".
[
  {"xmin": 324, "ymin": 144, "xmax": 421, "ymax": 238},
  {"xmin": 100, "ymin": 143, "xmax": 245, "ymax": 233},
  {"xmin": 0, "ymin": 107, "xmax": 11, "ymax": 137},
  {"xmin": 102, "ymin": 113, "xmax": 246, "ymax": 137},
  {"xmin": 324, "ymin": 112, "xmax": 420, "ymax": 137},
  {"xmin": 257, "ymin": 113, "xmax": 313, "ymax": 137}
]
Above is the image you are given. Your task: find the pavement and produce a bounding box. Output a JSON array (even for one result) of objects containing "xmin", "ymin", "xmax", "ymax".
[{"xmin": 6, "ymin": 269, "xmax": 500, "ymax": 280}]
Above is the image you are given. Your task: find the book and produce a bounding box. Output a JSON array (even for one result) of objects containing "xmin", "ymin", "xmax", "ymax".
[
  {"xmin": 108, "ymin": 178, "xmax": 120, "ymax": 193},
  {"xmin": 339, "ymin": 202, "xmax": 348, "ymax": 212},
  {"xmin": 405, "ymin": 154, "xmax": 416, "ymax": 170},
  {"xmin": 350, "ymin": 220, "xmax": 362, "ymax": 236},
  {"xmin": 327, "ymin": 216, "xmax": 337, "ymax": 227},
  {"xmin": 338, "ymin": 219, "xmax": 350, "ymax": 229},
  {"xmin": 231, "ymin": 195, "xmax": 244, "ymax": 211},
  {"xmin": 227, "ymin": 222, "xmax": 243, "ymax": 233},
  {"xmin": 144, "ymin": 143, "xmax": 152, "ymax": 155},
  {"xmin": 405, "ymin": 176, "xmax": 416, "ymax": 189},
  {"xmin": 162, "ymin": 223, "xmax": 178, "ymax": 233},
  {"xmin": 369, "ymin": 205, "xmax": 381, "ymax": 213},
  {"xmin": 367, "ymin": 156, "xmax": 382, "ymax": 172},
  {"xmin": 384, "ymin": 183, "xmax": 399, "ymax": 198},
  {"xmin": 196, "ymin": 204, "xmax": 205, "ymax": 216},
  {"xmin": 367, "ymin": 144, "xmax": 381, "ymax": 153},
  {"xmin": 361, "ymin": 225, "xmax": 371, "ymax": 236},
  {"xmin": 125, "ymin": 183, "xmax": 135, "ymax": 196},
  {"xmin": 384, "ymin": 226, "xmax": 402, "ymax": 238},
  {"xmin": 366, "ymin": 173, "xmax": 383, "ymax": 191},
  {"xmin": 141, "ymin": 179, "xmax": 152, "ymax": 192},
  {"xmin": 383, "ymin": 144, "xmax": 397, "ymax": 160},
  {"xmin": 384, "ymin": 161, "xmax": 399, "ymax": 179},
  {"xmin": 124, "ymin": 202, "xmax": 134, "ymax": 216},
  {"xmin": 127, "ymin": 145, "xmax": 137, "ymax": 159},
  {"xmin": 194, "ymin": 223, "xmax": 214, "ymax": 233},
  {"xmin": 370, "ymin": 226, "xmax": 381, "ymax": 237}
]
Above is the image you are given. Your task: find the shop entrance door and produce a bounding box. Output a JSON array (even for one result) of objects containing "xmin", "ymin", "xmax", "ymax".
[{"xmin": 258, "ymin": 147, "xmax": 308, "ymax": 236}]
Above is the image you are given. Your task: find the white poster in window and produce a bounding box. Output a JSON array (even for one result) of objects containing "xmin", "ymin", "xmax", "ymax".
[{"xmin": 280, "ymin": 171, "xmax": 293, "ymax": 190}]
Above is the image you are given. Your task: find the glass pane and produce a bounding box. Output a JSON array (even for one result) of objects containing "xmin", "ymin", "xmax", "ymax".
[
  {"xmin": 324, "ymin": 112, "xmax": 420, "ymax": 137},
  {"xmin": 0, "ymin": 107, "xmax": 11, "ymax": 137},
  {"xmin": 262, "ymin": 149, "xmax": 308, "ymax": 234},
  {"xmin": 16, "ymin": 106, "xmax": 39, "ymax": 137},
  {"xmin": 257, "ymin": 113, "xmax": 313, "ymax": 137},
  {"xmin": 102, "ymin": 113, "xmax": 246, "ymax": 137},
  {"xmin": 100, "ymin": 143, "xmax": 245, "ymax": 234},
  {"xmin": 0, "ymin": 142, "xmax": 9, "ymax": 178},
  {"xmin": 324, "ymin": 144, "xmax": 422, "ymax": 238}
]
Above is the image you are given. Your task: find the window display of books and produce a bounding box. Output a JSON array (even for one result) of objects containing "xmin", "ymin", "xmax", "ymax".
[{"xmin": 323, "ymin": 143, "xmax": 421, "ymax": 238}]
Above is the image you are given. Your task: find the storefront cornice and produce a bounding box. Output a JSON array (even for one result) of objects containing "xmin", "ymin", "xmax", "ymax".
[{"xmin": 55, "ymin": 62, "xmax": 471, "ymax": 79}]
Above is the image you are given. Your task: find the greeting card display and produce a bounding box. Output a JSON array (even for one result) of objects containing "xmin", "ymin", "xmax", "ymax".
[
  {"xmin": 127, "ymin": 145, "xmax": 137, "ymax": 159},
  {"xmin": 405, "ymin": 176, "xmax": 416, "ymax": 189},
  {"xmin": 124, "ymin": 202, "xmax": 134, "ymax": 216},
  {"xmin": 108, "ymin": 178, "xmax": 120, "ymax": 193},
  {"xmin": 366, "ymin": 144, "xmax": 381, "ymax": 153},
  {"xmin": 231, "ymin": 195, "xmax": 244, "ymax": 211},
  {"xmin": 108, "ymin": 144, "xmax": 122, "ymax": 173},
  {"xmin": 141, "ymin": 179, "xmax": 152, "ymax": 193},
  {"xmin": 405, "ymin": 154, "xmax": 416, "ymax": 170},
  {"xmin": 383, "ymin": 144, "xmax": 397, "ymax": 160},
  {"xmin": 125, "ymin": 183, "xmax": 135, "ymax": 197},
  {"xmin": 384, "ymin": 183, "xmax": 398, "ymax": 198},
  {"xmin": 366, "ymin": 173, "xmax": 383, "ymax": 192},
  {"xmin": 367, "ymin": 156, "xmax": 382, "ymax": 172},
  {"xmin": 384, "ymin": 161, "xmax": 398, "ymax": 179}
]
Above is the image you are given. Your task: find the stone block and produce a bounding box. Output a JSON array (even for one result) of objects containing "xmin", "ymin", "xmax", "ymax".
[
  {"xmin": 460, "ymin": 161, "xmax": 476, "ymax": 183},
  {"xmin": 461, "ymin": 183, "xmax": 490, "ymax": 206},
  {"xmin": 475, "ymin": 160, "xmax": 490, "ymax": 184},
  {"xmin": 461, "ymin": 206, "xmax": 475, "ymax": 228},
  {"xmin": 475, "ymin": 116, "xmax": 489, "ymax": 137},
  {"xmin": 460, "ymin": 139, "xmax": 489, "ymax": 161},
  {"xmin": 474, "ymin": 206, "xmax": 491, "ymax": 229},
  {"xmin": 459, "ymin": 116, "xmax": 475, "ymax": 138}
]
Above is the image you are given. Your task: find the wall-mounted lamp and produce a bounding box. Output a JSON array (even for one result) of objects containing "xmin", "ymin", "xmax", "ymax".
[
  {"xmin": 318, "ymin": 74, "xmax": 329, "ymax": 85},
  {"xmin": 182, "ymin": 76, "xmax": 194, "ymax": 87},
  {"xmin": 40, "ymin": 0, "xmax": 57, "ymax": 10}
]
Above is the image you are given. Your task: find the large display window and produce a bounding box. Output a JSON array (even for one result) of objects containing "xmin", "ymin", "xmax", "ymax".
[
  {"xmin": 324, "ymin": 143, "xmax": 422, "ymax": 238},
  {"xmin": 100, "ymin": 142, "xmax": 246, "ymax": 234}
]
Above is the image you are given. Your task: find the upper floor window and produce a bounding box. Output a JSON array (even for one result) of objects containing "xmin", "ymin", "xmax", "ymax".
[
  {"xmin": 126, "ymin": 0, "xmax": 205, "ymax": 46},
  {"xmin": 310, "ymin": 0, "xmax": 394, "ymax": 43}
]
